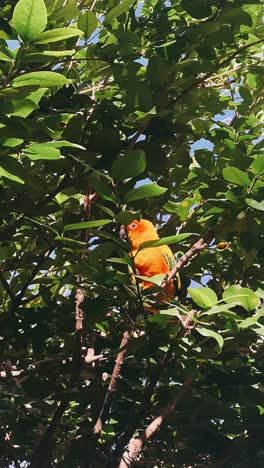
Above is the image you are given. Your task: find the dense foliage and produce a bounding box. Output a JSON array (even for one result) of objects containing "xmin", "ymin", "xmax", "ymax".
[{"xmin": 0, "ymin": 0, "xmax": 263, "ymax": 466}]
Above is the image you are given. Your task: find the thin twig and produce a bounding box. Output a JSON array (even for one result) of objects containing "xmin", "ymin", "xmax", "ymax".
[{"xmin": 93, "ymin": 329, "xmax": 131, "ymax": 434}]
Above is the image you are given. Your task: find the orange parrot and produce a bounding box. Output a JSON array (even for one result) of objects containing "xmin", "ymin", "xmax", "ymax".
[{"xmin": 119, "ymin": 219, "xmax": 180, "ymax": 299}]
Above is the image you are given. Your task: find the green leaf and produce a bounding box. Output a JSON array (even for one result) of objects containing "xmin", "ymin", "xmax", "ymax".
[
  {"xmin": 107, "ymin": 257, "xmax": 130, "ymax": 265},
  {"xmin": 0, "ymin": 166, "xmax": 24, "ymax": 184},
  {"xmin": 104, "ymin": 0, "xmax": 137, "ymax": 23},
  {"xmin": 138, "ymin": 233, "xmax": 193, "ymax": 251},
  {"xmin": 223, "ymin": 285, "xmax": 260, "ymax": 312},
  {"xmin": 25, "ymin": 144, "xmax": 61, "ymax": 160},
  {"xmin": 124, "ymin": 184, "xmax": 167, "ymax": 203},
  {"xmin": 147, "ymin": 55, "xmax": 169, "ymax": 91},
  {"xmin": 136, "ymin": 273, "xmax": 165, "ymax": 286},
  {"xmin": 240, "ymin": 311, "xmax": 264, "ymax": 329},
  {"xmin": 43, "ymin": 140, "xmax": 85, "ymax": 150},
  {"xmin": 250, "ymin": 155, "xmax": 264, "ymax": 175},
  {"xmin": 26, "ymin": 50, "xmax": 75, "ymax": 61},
  {"xmin": 0, "ymin": 88, "xmax": 46, "ymax": 118},
  {"xmin": 245, "ymin": 198, "xmax": 264, "ymax": 212},
  {"xmin": 12, "ymin": 0, "xmax": 47, "ymax": 41},
  {"xmin": 188, "ymin": 287, "xmax": 218, "ymax": 308},
  {"xmin": 0, "ymin": 99, "xmax": 39, "ymax": 118},
  {"xmin": 0, "ymin": 18, "xmax": 13, "ymax": 37},
  {"xmin": 181, "ymin": 0, "xmax": 212, "ymax": 19},
  {"xmin": 222, "ymin": 167, "xmax": 251, "ymax": 187},
  {"xmin": 115, "ymin": 211, "xmax": 141, "ymax": 226},
  {"xmin": 77, "ymin": 11, "xmax": 98, "ymax": 40},
  {"xmin": 111, "ymin": 150, "xmax": 146, "ymax": 181},
  {"xmin": 0, "ymin": 52, "xmax": 12, "ymax": 62},
  {"xmin": 127, "ymin": 82, "xmax": 152, "ymax": 111},
  {"xmin": 196, "ymin": 327, "xmax": 224, "ymax": 349},
  {"xmin": 52, "ymin": 2, "xmax": 81, "ymax": 23},
  {"xmin": 64, "ymin": 220, "xmax": 112, "ymax": 232},
  {"xmin": 34, "ymin": 27, "xmax": 83, "ymax": 44},
  {"xmin": 54, "ymin": 236, "xmax": 87, "ymax": 247},
  {"xmin": 12, "ymin": 72, "xmax": 69, "ymax": 88}
]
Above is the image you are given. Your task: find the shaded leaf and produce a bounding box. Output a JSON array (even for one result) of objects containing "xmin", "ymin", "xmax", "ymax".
[
  {"xmin": 115, "ymin": 211, "xmax": 141, "ymax": 226},
  {"xmin": 182, "ymin": 0, "xmax": 212, "ymax": 19},
  {"xmin": 64, "ymin": 220, "xmax": 112, "ymax": 232},
  {"xmin": 222, "ymin": 167, "xmax": 251, "ymax": 187},
  {"xmin": 77, "ymin": 11, "xmax": 98, "ymax": 40},
  {"xmin": 111, "ymin": 149, "xmax": 146, "ymax": 181}
]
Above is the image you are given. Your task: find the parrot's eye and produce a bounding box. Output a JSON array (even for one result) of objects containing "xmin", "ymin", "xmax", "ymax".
[{"xmin": 130, "ymin": 223, "xmax": 137, "ymax": 229}]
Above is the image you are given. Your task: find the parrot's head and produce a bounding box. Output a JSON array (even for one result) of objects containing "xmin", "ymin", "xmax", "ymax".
[{"xmin": 119, "ymin": 219, "xmax": 159, "ymax": 250}]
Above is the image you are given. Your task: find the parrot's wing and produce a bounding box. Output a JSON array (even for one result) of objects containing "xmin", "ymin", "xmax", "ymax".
[
  {"xmin": 161, "ymin": 246, "xmax": 181, "ymax": 291},
  {"xmin": 162, "ymin": 250, "xmax": 176, "ymax": 270}
]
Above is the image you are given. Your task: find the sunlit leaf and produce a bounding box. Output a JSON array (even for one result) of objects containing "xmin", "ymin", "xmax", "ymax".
[
  {"xmin": 0, "ymin": 166, "xmax": 24, "ymax": 184},
  {"xmin": 12, "ymin": 0, "xmax": 47, "ymax": 41},
  {"xmin": 12, "ymin": 71, "xmax": 69, "ymax": 88},
  {"xmin": 196, "ymin": 327, "xmax": 224, "ymax": 349},
  {"xmin": 249, "ymin": 154, "xmax": 264, "ymax": 175},
  {"xmin": 124, "ymin": 184, "xmax": 167, "ymax": 203},
  {"xmin": 104, "ymin": 0, "xmax": 137, "ymax": 23},
  {"xmin": 188, "ymin": 287, "xmax": 218, "ymax": 308},
  {"xmin": 138, "ymin": 233, "xmax": 193, "ymax": 250},
  {"xmin": 34, "ymin": 27, "xmax": 83, "ymax": 44},
  {"xmin": 223, "ymin": 285, "xmax": 260, "ymax": 312},
  {"xmin": 25, "ymin": 144, "xmax": 61, "ymax": 160},
  {"xmin": 246, "ymin": 198, "xmax": 264, "ymax": 212}
]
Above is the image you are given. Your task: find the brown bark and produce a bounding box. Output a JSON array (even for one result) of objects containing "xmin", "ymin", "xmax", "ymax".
[
  {"xmin": 162, "ymin": 230, "xmax": 214, "ymax": 287},
  {"xmin": 93, "ymin": 330, "xmax": 130, "ymax": 434},
  {"xmin": 119, "ymin": 376, "xmax": 194, "ymax": 468}
]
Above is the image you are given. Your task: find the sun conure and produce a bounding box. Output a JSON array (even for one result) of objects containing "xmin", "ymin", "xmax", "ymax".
[{"xmin": 119, "ymin": 219, "xmax": 180, "ymax": 298}]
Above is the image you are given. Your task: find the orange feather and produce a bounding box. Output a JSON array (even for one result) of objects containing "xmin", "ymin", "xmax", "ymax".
[{"xmin": 122, "ymin": 219, "xmax": 176, "ymax": 298}]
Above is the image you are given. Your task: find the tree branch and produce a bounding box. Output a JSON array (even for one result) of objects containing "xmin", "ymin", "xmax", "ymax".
[
  {"xmin": 118, "ymin": 375, "xmax": 194, "ymax": 468},
  {"xmin": 93, "ymin": 329, "xmax": 131, "ymax": 434},
  {"xmin": 0, "ymin": 272, "xmax": 16, "ymax": 303},
  {"xmin": 17, "ymin": 247, "xmax": 54, "ymax": 304},
  {"xmin": 29, "ymin": 400, "xmax": 68, "ymax": 468},
  {"xmin": 162, "ymin": 230, "xmax": 215, "ymax": 287}
]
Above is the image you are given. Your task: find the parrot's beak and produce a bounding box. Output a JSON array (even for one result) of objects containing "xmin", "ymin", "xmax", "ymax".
[{"xmin": 119, "ymin": 225, "xmax": 127, "ymax": 240}]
